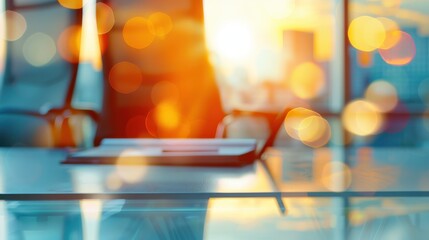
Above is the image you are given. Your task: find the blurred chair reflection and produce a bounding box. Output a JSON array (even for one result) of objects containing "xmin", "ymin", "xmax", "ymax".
[{"xmin": 0, "ymin": 0, "xmax": 98, "ymax": 147}]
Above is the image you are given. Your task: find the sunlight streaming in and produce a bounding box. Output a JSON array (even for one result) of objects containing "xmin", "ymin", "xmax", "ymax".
[
  {"xmin": 213, "ymin": 21, "xmax": 254, "ymax": 62},
  {"xmin": 80, "ymin": 0, "xmax": 103, "ymax": 69},
  {"xmin": 80, "ymin": 200, "xmax": 102, "ymax": 240}
]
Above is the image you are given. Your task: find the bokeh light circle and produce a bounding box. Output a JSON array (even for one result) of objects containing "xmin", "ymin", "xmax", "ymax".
[
  {"xmin": 284, "ymin": 107, "xmax": 321, "ymax": 140},
  {"xmin": 123, "ymin": 17, "xmax": 155, "ymax": 49},
  {"xmin": 298, "ymin": 116, "xmax": 331, "ymax": 148},
  {"xmin": 321, "ymin": 161, "xmax": 352, "ymax": 192},
  {"xmin": 108, "ymin": 62, "xmax": 143, "ymax": 94},
  {"xmin": 151, "ymin": 81, "xmax": 180, "ymax": 105},
  {"xmin": 96, "ymin": 2, "xmax": 115, "ymax": 35},
  {"xmin": 342, "ymin": 100, "xmax": 384, "ymax": 136},
  {"xmin": 377, "ymin": 17, "xmax": 401, "ymax": 50},
  {"xmin": 364, "ymin": 80, "xmax": 398, "ymax": 112},
  {"xmin": 57, "ymin": 25, "xmax": 82, "ymax": 63},
  {"xmin": 290, "ymin": 62, "xmax": 325, "ymax": 99},
  {"xmin": 155, "ymin": 101, "xmax": 181, "ymax": 130},
  {"xmin": 115, "ymin": 150, "xmax": 147, "ymax": 183},
  {"xmin": 378, "ymin": 31, "xmax": 416, "ymax": 66},
  {"xmin": 5, "ymin": 11, "xmax": 27, "ymax": 41},
  {"xmin": 23, "ymin": 33, "xmax": 56, "ymax": 66},
  {"xmin": 58, "ymin": 0, "xmax": 87, "ymax": 9},
  {"xmin": 348, "ymin": 16, "xmax": 386, "ymax": 52},
  {"xmin": 148, "ymin": 12, "xmax": 173, "ymax": 38}
]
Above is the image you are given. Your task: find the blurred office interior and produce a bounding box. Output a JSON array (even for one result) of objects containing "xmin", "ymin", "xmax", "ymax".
[{"xmin": 0, "ymin": 0, "xmax": 429, "ymax": 239}]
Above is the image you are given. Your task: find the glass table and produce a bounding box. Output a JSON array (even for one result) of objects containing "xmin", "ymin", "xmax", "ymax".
[{"xmin": 0, "ymin": 146, "xmax": 428, "ymax": 239}]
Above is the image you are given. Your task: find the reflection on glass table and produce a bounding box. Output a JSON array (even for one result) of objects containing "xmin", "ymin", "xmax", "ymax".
[
  {"xmin": 0, "ymin": 148, "xmax": 274, "ymax": 198},
  {"xmin": 1, "ymin": 197, "xmax": 429, "ymax": 239},
  {"xmin": 264, "ymin": 147, "xmax": 429, "ymax": 195}
]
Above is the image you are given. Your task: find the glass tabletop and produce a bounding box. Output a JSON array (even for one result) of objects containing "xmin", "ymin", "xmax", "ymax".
[
  {"xmin": 1, "ymin": 197, "xmax": 428, "ymax": 239},
  {"xmin": 0, "ymin": 148, "xmax": 275, "ymax": 199},
  {"xmin": 264, "ymin": 147, "xmax": 429, "ymax": 196}
]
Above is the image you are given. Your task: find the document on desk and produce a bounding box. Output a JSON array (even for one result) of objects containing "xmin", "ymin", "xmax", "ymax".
[{"xmin": 63, "ymin": 138, "xmax": 257, "ymax": 166}]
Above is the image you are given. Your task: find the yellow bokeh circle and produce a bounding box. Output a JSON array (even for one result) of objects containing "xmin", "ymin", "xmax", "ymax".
[
  {"xmin": 342, "ymin": 100, "xmax": 384, "ymax": 136},
  {"xmin": 123, "ymin": 17, "xmax": 155, "ymax": 49},
  {"xmin": 348, "ymin": 16, "xmax": 386, "ymax": 52},
  {"xmin": 290, "ymin": 62, "xmax": 325, "ymax": 99}
]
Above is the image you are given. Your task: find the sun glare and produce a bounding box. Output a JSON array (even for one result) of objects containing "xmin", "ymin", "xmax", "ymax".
[{"xmin": 213, "ymin": 21, "xmax": 254, "ymax": 62}]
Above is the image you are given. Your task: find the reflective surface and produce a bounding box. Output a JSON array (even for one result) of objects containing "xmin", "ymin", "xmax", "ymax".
[
  {"xmin": 0, "ymin": 197, "xmax": 428, "ymax": 239},
  {"xmin": 0, "ymin": 148, "xmax": 274, "ymax": 198},
  {"xmin": 265, "ymin": 147, "xmax": 429, "ymax": 194}
]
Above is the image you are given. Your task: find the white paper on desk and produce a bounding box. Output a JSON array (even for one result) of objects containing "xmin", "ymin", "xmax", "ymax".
[{"xmin": 66, "ymin": 138, "xmax": 257, "ymax": 166}]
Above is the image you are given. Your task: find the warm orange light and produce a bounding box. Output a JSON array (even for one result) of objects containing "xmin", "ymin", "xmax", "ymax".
[
  {"xmin": 4, "ymin": 11, "xmax": 26, "ymax": 41},
  {"xmin": 379, "ymin": 31, "xmax": 416, "ymax": 66},
  {"xmin": 348, "ymin": 16, "xmax": 385, "ymax": 52},
  {"xmin": 290, "ymin": 62, "xmax": 325, "ymax": 99},
  {"xmin": 155, "ymin": 101, "xmax": 180, "ymax": 130},
  {"xmin": 364, "ymin": 80, "xmax": 398, "ymax": 112},
  {"xmin": 148, "ymin": 12, "xmax": 173, "ymax": 38},
  {"xmin": 342, "ymin": 100, "xmax": 384, "ymax": 136},
  {"xmin": 108, "ymin": 62, "xmax": 142, "ymax": 94},
  {"xmin": 23, "ymin": 33, "xmax": 56, "ymax": 66},
  {"xmin": 123, "ymin": 17, "xmax": 154, "ymax": 49},
  {"xmin": 298, "ymin": 116, "xmax": 331, "ymax": 148},
  {"xmin": 284, "ymin": 107, "xmax": 320, "ymax": 140},
  {"xmin": 357, "ymin": 50, "xmax": 373, "ymax": 67},
  {"xmin": 151, "ymin": 81, "xmax": 179, "ymax": 105},
  {"xmin": 96, "ymin": 2, "xmax": 115, "ymax": 35},
  {"xmin": 57, "ymin": 25, "xmax": 82, "ymax": 63},
  {"xmin": 321, "ymin": 161, "xmax": 352, "ymax": 192},
  {"xmin": 58, "ymin": 0, "xmax": 87, "ymax": 9},
  {"xmin": 377, "ymin": 17, "xmax": 401, "ymax": 50},
  {"xmin": 115, "ymin": 150, "xmax": 147, "ymax": 183}
]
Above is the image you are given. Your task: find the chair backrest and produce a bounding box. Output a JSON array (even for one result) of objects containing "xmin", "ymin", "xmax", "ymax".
[
  {"xmin": 95, "ymin": 0, "xmax": 224, "ymax": 144},
  {"xmin": 1, "ymin": 0, "xmax": 81, "ymax": 110},
  {"xmin": 0, "ymin": 0, "xmax": 82, "ymax": 146}
]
